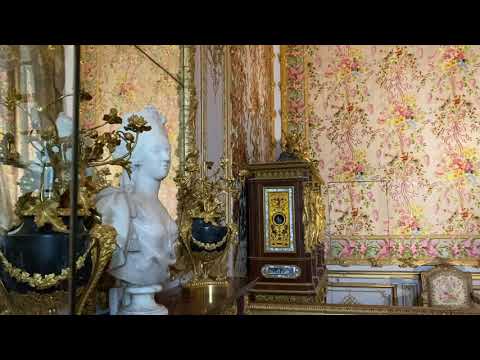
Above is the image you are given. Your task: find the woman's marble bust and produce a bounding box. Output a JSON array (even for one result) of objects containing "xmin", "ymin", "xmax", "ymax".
[{"xmin": 96, "ymin": 105, "xmax": 177, "ymax": 314}]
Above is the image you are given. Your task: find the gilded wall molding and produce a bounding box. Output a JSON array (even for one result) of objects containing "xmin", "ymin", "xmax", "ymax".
[
  {"xmin": 266, "ymin": 45, "xmax": 276, "ymax": 161},
  {"xmin": 199, "ymin": 46, "xmax": 207, "ymax": 179},
  {"xmin": 173, "ymin": 45, "xmax": 199, "ymax": 276},
  {"xmin": 177, "ymin": 45, "xmax": 197, "ymax": 179},
  {"xmin": 279, "ymin": 45, "xmax": 308, "ymax": 148},
  {"xmin": 223, "ymin": 45, "xmax": 233, "ymax": 224},
  {"xmin": 244, "ymin": 301, "xmax": 480, "ymax": 315},
  {"xmin": 327, "ymin": 257, "xmax": 480, "ymax": 268}
]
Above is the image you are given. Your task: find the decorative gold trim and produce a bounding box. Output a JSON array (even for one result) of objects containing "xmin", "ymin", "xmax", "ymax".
[
  {"xmin": 76, "ymin": 223, "xmax": 117, "ymax": 315},
  {"xmin": 3, "ymin": 289, "xmax": 76, "ymax": 315},
  {"xmin": 0, "ymin": 279, "xmax": 13, "ymax": 314},
  {"xmin": 223, "ymin": 45, "xmax": 233, "ymax": 226},
  {"xmin": 191, "ymin": 235, "xmax": 227, "ymax": 251},
  {"xmin": 174, "ymin": 46, "xmax": 239, "ymax": 284},
  {"xmin": 253, "ymin": 293, "xmax": 320, "ymax": 305},
  {"xmin": 280, "ymin": 45, "xmax": 288, "ymax": 149},
  {"xmin": 263, "ymin": 186, "xmax": 296, "ymax": 253},
  {"xmin": 327, "ymin": 258, "xmax": 480, "ymax": 268},
  {"xmin": 199, "ymin": 45, "xmax": 207, "ymax": 179},
  {"xmin": 245, "ymin": 302, "xmax": 480, "ymax": 315},
  {"xmin": 173, "ymin": 45, "xmax": 198, "ymax": 278},
  {"xmin": 247, "ymin": 160, "xmax": 311, "ymax": 180},
  {"xmin": 329, "ymin": 271, "xmax": 480, "ymax": 280},
  {"xmin": 303, "ymin": 181, "xmax": 325, "ymax": 252},
  {"xmin": 267, "ymin": 45, "xmax": 276, "ymax": 160},
  {"xmin": 329, "ymin": 234, "xmax": 480, "ymax": 240},
  {"xmin": 184, "ymin": 279, "xmax": 229, "ymax": 289},
  {"xmin": 279, "ymin": 45, "xmax": 309, "ymax": 147},
  {"xmin": 0, "ymin": 244, "xmax": 90, "ymax": 290},
  {"xmin": 303, "ymin": 45, "xmax": 309, "ymax": 143},
  {"xmin": 179, "ymin": 45, "xmax": 197, "ymax": 176},
  {"xmin": 0, "ymin": 225, "xmax": 116, "ymax": 314}
]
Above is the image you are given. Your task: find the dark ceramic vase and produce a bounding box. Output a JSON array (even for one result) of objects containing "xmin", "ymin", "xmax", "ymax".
[
  {"xmin": 0, "ymin": 216, "xmax": 91, "ymax": 294},
  {"xmin": 190, "ymin": 218, "xmax": 228, "ymax": 261}
]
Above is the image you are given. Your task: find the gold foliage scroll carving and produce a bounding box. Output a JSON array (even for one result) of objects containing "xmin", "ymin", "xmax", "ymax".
[{"xmin": 267, "ymin": 190, "xmax": 292, "ymax": 249}]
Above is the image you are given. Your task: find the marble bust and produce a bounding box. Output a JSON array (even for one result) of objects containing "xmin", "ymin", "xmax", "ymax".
[{"xmin": 96, "ymin": 105, "xmax": 177, "ymax": 315}]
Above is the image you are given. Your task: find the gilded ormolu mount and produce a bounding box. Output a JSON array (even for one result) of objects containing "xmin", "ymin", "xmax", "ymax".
[
  {"xmin": 175, "ymin": 158, "xmax": 239, "ymax": 288},
  {"xmin": 245, "ymin": 128, "xmax": 327, "ymax": 304},
  {"xmin": 0, "ymin": 87, "xmax": 153, "ymax": 234},
  {"xmin": 172, "ymin": 46, "xmax": 239, "ymax": 289},
  {"xmin": 0, "ymin": 132, "xmax": 21, "ymax": 167},
  {"xmin": 0, "ymin": 86, "xmax": 152, "ymax": 315},
  {"xmin": 280, "ymin": 127, "xmax": 326, "ymax": 253}
]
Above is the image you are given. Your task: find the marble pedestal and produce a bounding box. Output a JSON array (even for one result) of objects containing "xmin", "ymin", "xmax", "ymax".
[{"xmin": 111, "ymin": 285, "xmax": 168, "ymax": 315}]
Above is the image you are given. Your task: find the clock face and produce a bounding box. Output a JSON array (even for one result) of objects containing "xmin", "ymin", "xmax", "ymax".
[
  {"xmin": 273, "ymin": 213, "xmax": 286, "ymax": 225},
  {"xmin": 430, "ymin": 274, "xmax": 469, "ymax": 306}
]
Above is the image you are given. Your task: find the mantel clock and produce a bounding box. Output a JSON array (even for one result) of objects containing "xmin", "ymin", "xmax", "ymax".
[{"xmin": 246, "ymin": 160, "xmax": 326, "ymax": 303}]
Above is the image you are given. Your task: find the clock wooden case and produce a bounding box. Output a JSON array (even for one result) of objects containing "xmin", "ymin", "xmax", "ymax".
[{"xmin": 246, "ymin": 160, "xmax": 326, "ymax": 300}]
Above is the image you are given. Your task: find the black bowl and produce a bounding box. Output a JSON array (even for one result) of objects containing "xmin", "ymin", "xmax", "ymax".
[
  {"xmin": 190, "ymin": 218, "xmax": 228, "ymax": 258},
  {"xmin": 0, "ymin": 216, "xmax": 91, "ymax": 294}
]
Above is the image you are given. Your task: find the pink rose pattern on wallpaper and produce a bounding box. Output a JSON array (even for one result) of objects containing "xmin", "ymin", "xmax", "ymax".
[
  {"xmin": 286, "ymin": 45, "xmax": 480, "ymax": 265},
  {"xmin": 284, "ymin": 46, "xmax": 306, "ymax": 125}
]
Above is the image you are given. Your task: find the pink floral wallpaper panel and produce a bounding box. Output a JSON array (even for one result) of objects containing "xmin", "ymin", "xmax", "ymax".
[{"xmin": 299, "ymin": 45, "xmax": 480, "ymax": 264}]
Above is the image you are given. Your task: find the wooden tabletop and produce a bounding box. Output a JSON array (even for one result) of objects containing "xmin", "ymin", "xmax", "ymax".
[{"xmin": 155, "ymin": 278, "xmax": 254, "ymax": 315}]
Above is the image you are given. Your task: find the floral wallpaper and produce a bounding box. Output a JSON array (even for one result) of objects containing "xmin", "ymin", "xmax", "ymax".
[
  {"xmin": 284, "ymin": 45, "xmax": 480, "ymax": 266},
  {"xmin": 80, "ymin": 45, "xmax": 181, "ymax": 218},
  {"xmin": 230, "ymin": 45, "xmax": 275, "ymax": 177}
]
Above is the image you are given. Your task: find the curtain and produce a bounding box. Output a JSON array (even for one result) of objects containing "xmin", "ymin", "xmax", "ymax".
[{"xmin": 0, "ymin": 45, "xmax": 65, "ymax": 231}]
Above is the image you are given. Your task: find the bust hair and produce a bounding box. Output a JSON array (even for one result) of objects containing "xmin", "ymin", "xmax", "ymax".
[{"xmin": 114, "ymin": 105, "xmax": 168, "ymax": 166}]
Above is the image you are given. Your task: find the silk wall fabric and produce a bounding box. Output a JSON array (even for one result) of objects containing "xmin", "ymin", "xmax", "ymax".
[{"xmin": 284, "ymin": 45, "xmax": 480, "ymax": 265}]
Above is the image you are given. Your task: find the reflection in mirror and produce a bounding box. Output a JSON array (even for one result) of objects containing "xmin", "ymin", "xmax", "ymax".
[{"xmin": 0, "ymin": 45, "xmax": 68, "ymax": 232}]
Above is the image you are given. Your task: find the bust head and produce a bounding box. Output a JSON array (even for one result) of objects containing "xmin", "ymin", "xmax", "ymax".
[{"xmin": 118, "ymin": 105, "xmax": 171, "ymax": 187}]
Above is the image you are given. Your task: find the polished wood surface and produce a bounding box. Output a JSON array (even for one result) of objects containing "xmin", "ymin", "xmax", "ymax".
[{"xmin": 155, "ymin": 278, "xmax": 255, "ymax": 315}]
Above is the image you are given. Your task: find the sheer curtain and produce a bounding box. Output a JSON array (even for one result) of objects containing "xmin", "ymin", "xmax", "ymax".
[
  {"xmin": 0, "ymin": 46, "xmax": 18, "ymax": 232},
  {"xmin": 0, "ymin": 45, "xmax": 66, "ymax": 231}
]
